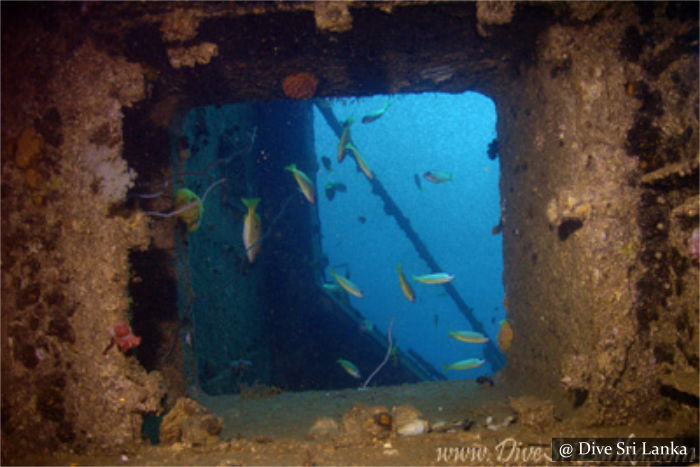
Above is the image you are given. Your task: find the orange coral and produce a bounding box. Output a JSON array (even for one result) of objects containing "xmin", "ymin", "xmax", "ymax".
[{"xmin": 282, "ymin": 72, "xmax": 319, "ymax": 100}]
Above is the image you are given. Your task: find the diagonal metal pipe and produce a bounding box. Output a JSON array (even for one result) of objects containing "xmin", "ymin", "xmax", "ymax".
[{"xmin": 315, "ymin": 102, "xmax": 505, "ymax": 371}]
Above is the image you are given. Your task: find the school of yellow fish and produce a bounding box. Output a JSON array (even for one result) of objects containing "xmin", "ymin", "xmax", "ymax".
[
  {"xmin": 328, "ymin": 103, "xmax": 512, "ymax": 378},
  {"xmin": 233, "ymin": 101, "xmax": 511, "ymax": 379}
]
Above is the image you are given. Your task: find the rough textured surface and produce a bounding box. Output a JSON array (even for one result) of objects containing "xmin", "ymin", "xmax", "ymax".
[
  {"xmin": 314, "ymin": 1, "xmax": 353, "ymax": 33},
  {"xmin": 500, "ymin": 8, "xmax": 642, "ymax": 421},
  {"xmin": 167, "ymin": 42, "xmax": 218, "ymax": 69},
  {"xmin": 509, "ymin": 396, "xmax": 556, "ymax": 432},
  {"xmin": 2, "ymin": 20, "xmax": 165, "ymax": 461},
  {"xmin": 1, "ymin": 1, "xmax": 697, "ymax": 462},
  {"xmin": 159, "ymin": 397, "xmax": 222, "ymax": 447},
  {"xmin": 498, "ymin": 3, "xmax": 698, "ymax": 426}
]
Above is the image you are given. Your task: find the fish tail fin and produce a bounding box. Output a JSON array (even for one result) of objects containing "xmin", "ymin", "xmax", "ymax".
[
  {"xmin": 284, "ymin": 164, "xmax": 297, "ymax": 172},
  {"xmin": 411, "ymin": 274, "xmax": 418, "ymax": 281},
  {"xmin": 241, "ymin": 197, "xmax": 260, "ymax": 209},
  {"xmin": 396, "ymin": 262, "xmax": 403, "ymax": 273},
  {"xmin": 442, "ymin": 365, "xmax": 449, "ymax": 372},
  {"xmin": 449, "ymin": 173, "xmax": 454, "ymax": 180}
]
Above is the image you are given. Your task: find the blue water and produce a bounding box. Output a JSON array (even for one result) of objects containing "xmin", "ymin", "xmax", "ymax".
[{"xmin": 313, "ymin": 92, "xmax": 503, "ymax": 379}]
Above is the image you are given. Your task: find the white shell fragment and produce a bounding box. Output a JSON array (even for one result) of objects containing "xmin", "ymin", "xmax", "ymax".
[
  {"xmin": 486, "ymin": 415, "xmax": 515, "ymax": 431},
  {"xmin": 396, "ymin": 418, "xmax": 429, "ymax": 437}
]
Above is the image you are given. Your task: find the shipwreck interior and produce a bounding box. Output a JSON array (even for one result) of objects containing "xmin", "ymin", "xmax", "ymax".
[
  {"xmin": 2, "ymin": 1, "xmax": 698, "ymax": 463},
  {"xmin": 127, "ymin": 98, "xmax": 441, "ymax": 396}
]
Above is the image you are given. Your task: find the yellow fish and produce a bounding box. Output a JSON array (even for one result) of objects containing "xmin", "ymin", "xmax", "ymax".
[
  {"xmin": 412, "ymin": 272, "xmax": 455, "ymax": 284},
  {"xmin": 174, "ymin": 188, "xmax": 203, "ymax": 231},
  {"xmin": 285, "ymin": 164, "xmax": 315, "ymax": 204},
  {"xmin": 329, "ymin": 268, "xmax": 363, "ymax": 298},
  {"xmin": 241, "ymin": 197, "xmax": 261, "ymax": 263},
  {"xmin": 443, "ymin": 358, "xmax": 485, "ymax": 372},
  {"xmin": 448, "ymin": 330, "xmax": 489, "ymax": 344},
  {"xmin": 344, "ymin": 142, "xmax": 374, "ymax": 180},
  {"xmin": 337, "ymin": 358, "xmax": 361, "ymax": 379},
  {"xmin": 337, "ymin": 118, "xmax": 354, "ymax": 162},
  {"xmin": 396, "ymin": 263, "xmax": 415, "ymax": 302},
  {"xmin": 362, "ymin": 101, "xmax": 391, "ymax": 124},
  {"xmin": 497, "ymin": 320, "xmax": 513, "ymax": 353}
]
